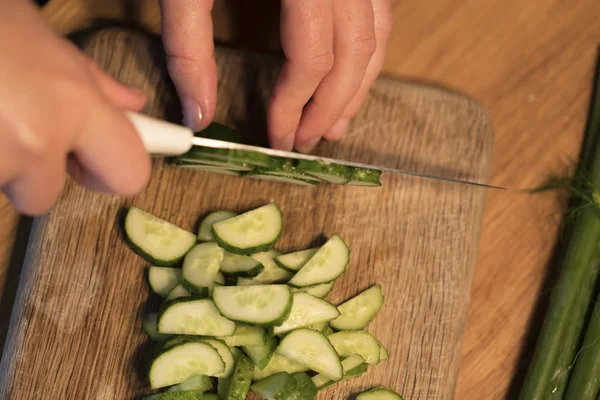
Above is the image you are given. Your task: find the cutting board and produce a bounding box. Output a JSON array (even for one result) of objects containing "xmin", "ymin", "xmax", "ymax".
[{"xmin": 0, "ymin": 27, "xmax": 493, "ymax": 400}]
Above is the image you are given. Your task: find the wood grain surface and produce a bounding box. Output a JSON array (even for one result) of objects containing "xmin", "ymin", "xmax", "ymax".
[
  {"xmin": 0, "ymin": 27, "xmax": 492, "ymax": 400},
  {"xmin": 0, "ymin": 1, "xmax": 598, "ymax": 399}
]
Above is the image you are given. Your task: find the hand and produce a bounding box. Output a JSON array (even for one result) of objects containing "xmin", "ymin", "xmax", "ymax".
[
  {"xmin": 0, "ymin": 1, "xmax": 150, "ymax": 215},
  {"xmin": 159, "ymin": 0, "xmax": 393, "ymax": 153}
]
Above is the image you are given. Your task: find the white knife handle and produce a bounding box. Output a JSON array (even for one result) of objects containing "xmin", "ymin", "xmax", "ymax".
[{"xmin": 125, "ymin": 111, "xmax": 193, "ymax": 156}]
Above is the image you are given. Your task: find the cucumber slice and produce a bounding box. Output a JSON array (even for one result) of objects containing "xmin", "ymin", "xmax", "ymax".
[
  {"xmin": 175, "ymin": 162, "xmax": 242, "ymax": 176},
  {"xmin": 125, "ymin": 207, "xmax": 197, "ymax": 266},
  {"xmin": 166, "ymin": 284, "xmax": 191, "ymax": 301},
  {"xmin": 287, "ymin": 235, "xmax": 350, "ymax": 287},
  {"xmin": 220, "ymin": 251, "xmax": 264, "ymax": 278},
  {"xmin": 247, "ymin": 172, "xmax": 320, "ymax": 186},
  {"xmin": 212, "ymin": 204, "xmax": 282, "ymax": 255},
  {"xmin": 142, "ymin": 313, "xmax": 172, "ymax": 342},
  {"xmin": 330, "ymin": 284, "xmax": 384, "ymax": 331},
  {"xmin": 165, "ymin": 374, "xmax": 212, "ymax": 392},
  {"xmin": 142, "ymin": 390, "xmax": 206, "ymax": 399},
  {"xmin": 296, "ymin": 160, "xmax": 351, "ymax": 184},
  {"xmin": 148, "ymin": 341, "xmax": 225, "ymax": 388},
  {"xmin": 250, "ymin": 371, "xmax": 317, "ymax": 400},
  {"xmin": 215, "ymin": 271, "xmax": 225, "ymax": 285},
  {"xmin": 184, "ymin": 146, "xmax": 271, "ymax": 168},
  {"xmin": 276, "ymin": 328, "xmax": 343, "ymax": 381},
  {"xmin": 177, "ymin": 158, "xmax": 253, "ymax": 171},
  {"xmin": 147, "ymin": 267, "xmax": 182, "ymax": 297},
  {"xmin": 158, "ymin": 298, "xmax": 236, "ymax": 337},
  {"xmin": 213, "ymin": 285, "xmax": 292, "ymax": 326},
  {"xmin": 275, "ymin": 248, "xmax": 319, "ymax": 272},
  {"xmin": 356, "ymin": 387, "xmax": 404, "ymax": 400},
  {"xmin": 327, "ymin": 331, "xmax": 381, "ymax": 364},
  {"xmin": 219, "ymin": 324, "xmax": 267, "ymax": 347},
  {"xmin": 199, "ymin": 338, "xmax": 235, "ymax": 378},
  {"xmin": 221, "ymin": 353, "xmax": 254, "ymax": 400},
  {"xmin": 273, "ymin": 293, "xmax": 340, "ymax": 335},
  {"xmin": 290, "ymin": 372, "xmax": 318, "ymax": 400},
  {"xmin": 249, "ymin": 250, "xmax": 294, "ymax": 284},
  {"xmin": 305, "ymin": 322, "xmax": 327, "ymax": 332},
  {"xmin": 378, "ymin": 340, "xmax": 389, "ymax": 361},
  {"xmin": 203, "ymin": 395, "xmax": 219, "ymax": 400},
  {"xmin": 252, "ymin": 354, "xmax": 309, "ymax": 381},
  {"xmin": 197, "ymin": 211, "xmax": 238, "ymax": 242},
  {"xmin": 182, "ymin": 243, "xmax": 224, "ymax": 297},
  {"xmin": 266, "ymin": 159, "xmax": 322, "ymax": 181},
  {"xmin": 316, "ymin": 363, "xmax": 369, "ymax": 390},
  {"xmin": 311, "ymin": 354, "xmax": 365, "ymax": 389},
  {"xmin": 243, "ymin": 335, "xmax": 278, "ymax": 370},
  {"xmin": 346, "ymin": 167, "xmax": 382, "ymax": 187},
  {"xmin": 291, "ymin": 281, "xmax": 335, "ymax": 298},
  {"xmin": 321, "ymin": 324, "xmax": 335, "ymax": 337}
]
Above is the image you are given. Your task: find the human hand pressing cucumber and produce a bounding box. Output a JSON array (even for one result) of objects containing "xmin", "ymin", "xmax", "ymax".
[{"xmin": 0, "ymin": 0, "xmax": 392, "ymax": 215}]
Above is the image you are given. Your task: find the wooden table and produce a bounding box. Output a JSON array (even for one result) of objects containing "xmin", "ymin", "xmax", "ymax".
[{"xmin": 1, "ymin": 1, "xmax": 599, "ymax": 398}]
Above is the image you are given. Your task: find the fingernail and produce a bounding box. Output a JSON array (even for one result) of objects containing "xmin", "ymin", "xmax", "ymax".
[
  {"xmin": 296, "ymin": 137, "xmax": 320, "ymax": 153},
  {"xmin": 331, "ymin": 119, "xmax": 349, "ymax": 138},
  {"xmin": 181, "ymin": 98, "xmax": 203, "ymax": 131}
]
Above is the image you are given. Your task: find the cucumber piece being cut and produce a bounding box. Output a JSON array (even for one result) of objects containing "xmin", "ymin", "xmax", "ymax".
[
  {"xmin": 220, "ymin": 251, "xmax": 264, "ymax": 278},
  {"xmin": 213, "ymin": 285, "xmax": 293, "ymax": 326},
  {"xmin": 143, "ymin": 313, "xmax": 172, "ymax": 342},
  {"xmin": 356, "ymin": 387, "xmax": 404, "ymax": 400},
  {"xmin": 327, "ymin": 331, "xmax": 381, "ymax": 364},
  {"xmin": 197, "ymin": 211, "xmax": 238, "ymax": 242},
  {"xmin": 212, "ymin": 203, "xmax": 282, "ymax": 255},
  {"xmin": 219, "ymin": 324, "xmax": 267, "ymax": 347},
  {"xmin": 296, "ymin": 160, "xmax": 351, "ymax": 184},
  {"xmin": 291, "ymin": 281, "xmax": 335, "ymax": 298},
  {"xmin": 174, "ymin": 161, "xmax": 242, "ymax": 176},
  {"xmin": 125, "ymin": 207, "xmax": 197, "ymax": 266},
  {"xmin": 275, "ymin": 248, "xmax": 319, "ymax": 272},
  {"xmin": 311, "ymin": 354, "xmax": 365, "ymax": 389},
  {"xmin": 243, "ymin": 334, "xmax": 278, "ymax": 370},
  {"xmin": 248, "ymin": 250, "xmax": 293, "ymax": 283},
  {"xmin": 346, "ymin": 167, "xmax": 382, "ymax": 187},
  {"xmin": 199, "ymin": 338, "xmax": 235, "ymax": 379},
  {"xmin": 220, "ymin": 353, "xmax": 254, "ymax": 400},
  {"xmin": 165, "ymin": 374, "xmax": 212, "ymax": 392},
  {"xmin": 147, "ymin": 267, "xmax": 182, "ymax": 298},
  {"xmin": 176, "ymin": 158, "xmax": 253, "ymax": 171},
  {"xmin": 148, "ymin": 341, "xmax": 225, "ymax": 389},
  {"xmin": 276, "ymin": 328, "xmax": 343, "ymax": 381},
  {"xmin": 246, "ymin": 172, "xmax": 320, "ymax": 186},
  {"xmin": 273, "ymin": 293, "xmax": 340, "ymax": 335},
  {"xmin": 181, "ymin": 242, "xmax": 224, "ymax": 297},
  {"xmin": 287, "ymin": 235, "xmax": 350, "ymax": 287},
  {"xmin": 158, "ymin": 298, "xmax": 236, "ymax": 337},
  {"xmin": 330, "ymin": 284, "xmax": 384, "ymax": 331},
  {"xmin": 252, "ymin": 353, "xmax": 309, "ymax": 381},
  {"xmin": 166, "ymin": 284, "xmax": 191, "ymax": 301}
]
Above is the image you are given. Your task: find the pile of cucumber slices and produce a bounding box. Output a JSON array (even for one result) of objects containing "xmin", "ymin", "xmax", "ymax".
[{"xmin": 124, "ymin": 203, "xmax": 403, "ymax": 399}]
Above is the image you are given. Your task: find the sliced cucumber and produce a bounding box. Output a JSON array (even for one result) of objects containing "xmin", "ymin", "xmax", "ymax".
[
  {"xmin": 125, "ymin": 207, "xmax": 197, "ymax": 266},
  {"xmin": 252, "ymin": 353, "xmax": 309, "ymax": 381},
  {"xmin": 346, "ymin": 167, "xmax": 382, "ymax": 187},
  {"xmin": 247, "ymin": 172, "xmax": 319, "ymax": 186},
  {"xmin": 327, "ymin": 331, "xmax": 381, "ymax": 364},
  {"xmin": 311, "ymin": 354, "xmax": 365, "ymax": 389},
  {"xmin": 276, "ymin": 328, "xmax": 343, "ymax": 381},
  {"xmin": 203, "ymin": 394, "xmax": 219, "ymax": 400},
  {"xmin": 243, "ymin": 335, "xmax": 278, "ymax": 370},
  {"xmin": 250, "ymin": 372, "xmax": 295, "ymax": 400},
  {"xmin": 165, "ymin": 374, "xmax": 212, "ymax": 392},
  {"xmin": 215, "ymin": 271, "xmax": 225, "ymax": 285},
  {"xmin": 166, "ymin": 284, "xmax": 191, "ymax": 301},
  {"xmin": 321, "ymin": 324, "xmax": 335, "ymax": 337},
  {"xmin": 275, "ymin": 248, "xmax": 319, "ymax": 272},
  {"xmin": 212, "ymin": 204, "xmax": 282, "ymax": 255},
  {"xmin": 220, "ymin": 251, "xmax": 264, "ymax": 278},
  {"xmin": 287, "ymin": 235, "xmax": 350, "ymax": 287},
  {"xmin": 266, "ymin": 159, "xmax": 322, "ymax": 182},
  {"xmin": 213, "ymin": 285, "xmax": 292, "ymax": 326},
  {"xmin": 291, "ymin": 281, "xmax": 335, "ymax": 298},
  {"xmin": 305, "ymin": 322, "xmax": 327, "ymax": 332},
  {"xmin": 290, "ymin": 372, "xmax": 318, "ymax": 400},
  {"xmin": 142, "ymin": 389, "xmax": 205, "ymax": 399},
  {"xmin": 184, "ymin": 146, "xmax": 271, "ymax": 168},
  {"xmin": 249, "ymin": 250, "xmax": 294, "ymax": 284},
  {"xmin": 378, "ymin": 340, "xmax": 389, "ymax": 361},
  {"xmin": 175, "ymin": 162, "xmax": 242, "ymax": 176},
  {"xmin": 356, "ymin": 387, "xmax": 404, "ymax": 400},
  {"xmin": 220, "ymin": 353, "xmax": 254, "ymax": 400},
  {"xmin": 177, "ymin": 158, "xmax": 252, "ymax": 171},
  {"xmin": 317, "ymin": 363, "xmax": 369, "ymax": 390},
  {"xmin": 181, "ymin": 242, "xmax": 224, "ymax": 297},
  {"xmin": 296, "ymin": 160, "xmax": 351, "ymax": 184},
  {"xmin": 200, "ymin": 338, "xmax": 235, "ymax": 378},
  {"xmin": 148, "ymin": 341, "xmax": 225, "ymax": 389},
  {"xmin": 158, "ymin": 298, "xmax": 236, "ymax": 337},
  {"xmin": 273, "ymin": 293, "xmax": 340, "ymax": 335},
  {"xmin": 142, "ymin": 313, "xmax": 172, "ymax": 342},
  {"xmin": 330, "ymin": 284, "xmax": 384, "ymax": 331},
  {"xmin": 197, "ymin": 211, "xmax": 238, "ymax": 242},
  {"xmin": 219, "ymin": 324, "xmax": 267, "ymax": 347},
  {"xmin": 147, "ymin": 266, "xmax": 182, "ymax": 298}
]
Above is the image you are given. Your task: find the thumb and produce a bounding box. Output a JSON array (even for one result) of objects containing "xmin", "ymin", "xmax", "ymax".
[{"xmin": 159, "ymin": 0, "xmax": 217, "ymax": 131}]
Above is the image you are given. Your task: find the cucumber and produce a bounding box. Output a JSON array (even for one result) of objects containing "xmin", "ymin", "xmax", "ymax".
[
  {"xmin": 125, "ymin": 207, "xmax": 197, "ymax": 266},
  {"xmin": 147, "ymin": 267, "xmax": 182, "ymax": 297},
  {"xmin": 183, "ymin": 146, "xmax": 271, "ymax": 168},
  {"xmin": 265, "ymin": 159, "xmax": 322, "ymax": 182},
  {"xmin": 287, "ymin": 235, "xmax": 350, "ymax": 287},
  {"xmin": 220, "ymin": 353, "xmax": 254, "ymax": 400},
  {"xmin": 148, "ymin": 341, "xmax": 225, "ymax": 389},
  {"xmin": 296, "ymin": 160, "xmax": 351, "ymax": 184},
  {"xmin": 346, "ymin": 168, "xmax": 382, "ymax": 187},
  {"xmin": 203, "ymin": 395, "xmax": 219, "ymax": 400},
  {"xmin": 219, "ymin": 324, "xmax": 267, "ymax": 347},
  {"xmin": 247, "ymin": 172, "xmax": 320, "ymax": 186},
  {"xmin": 181, "ymin": 243, "xmax": 224, "ymax": 297},
  {"xmin": 311, "ymin": 354, "xmax": 365, "ymax": 389},
  {"xmin": 142, "ymin": 390, "xmax": 206, "ymax": 399},
  {"xmin": 321, "ymin": 324, "xmax": 335, "ymax": 337},
  {"xmin": 177, "ymin": 158, "xmax": 252, "ymax": 171},
  {"xmin": 142, "ymin": 313, "xmax": 172, "ymax": 342},
  {"xmin": 379, "ymin": 341, "xmax": 389, "ymax": 361},
  {"xmin": 248, "ymin": 250, "xmax": 294, "ymax": 283},
  {"xmin": 252, "ymin": 353, "xmax": 309, "ymax": 381},
  {"xmin": 317, "ymin": 363, "xmax": 369, "ymax": 390},
  {"xmin": 305, "ymin": 322, "xmax": 327, "ymax": 332},
  {"xmin": 158, "ymin": 298, "xmax": 236, "ymax": 337},
  {"xmin": 174, "ymin": 162, "xmax": 242, "ymax": 176},
  {"xmin": 220, "ymin": 252, "xmax": 264, "ymax": 278},
  {"xmin": 166, "ymin": 284, "xmax": 192, "ymax": 301},
  {"xmin": 356, "ymin": 387, "xmax": 404, "ymax": 400},
  {"xmin": 275, "ymin": 248, "xmax": 319, "ymax": 272},
  {"xmin": 199, "ymin": 338, "xmax": 235, "ymax": 378},
  {"xmin": 289, "ymin": 372, "xmax": 318, "ymax": 400},
  {"xmin": 291, "ymin": 281, "xmax": 335, "ymax": 299},
  {"xmin": 276, "ymin": 328, "xmax": 343, "ymax": 381},
  {"xmin": 197, "ymin": 211, "xmax": 238, "ymax": 242},
  {"xmin": 215, "ymin": 271, "xmax": 225, "ymax": 285},
  {"xmin": 250, "ymin": 371, "xmax": 317, "ymax": 400},
  {"xmin": 212, "ymin": 285, "xmax": 293, "ymax": 326},
  {"xmin": 330, "ymin": 284, "xmax": 384, "ymax": 331},
  {"xmin": 273, "ymin": 293, "xmax": 340, "ymax": 335},
  {"xmin": 327, "ymin": 331, "xmax": 381, "ymax": 364},
  {"xmin": 165, "ymin": 374, "xmax": 212, "ymax": 392},
  {"xmin": 212, "ymin": 204, "xmax": 282, "ymax": 255},
  {"xmin": 243, "ymin": 335, "xmax": 278, "ymax": 370}
]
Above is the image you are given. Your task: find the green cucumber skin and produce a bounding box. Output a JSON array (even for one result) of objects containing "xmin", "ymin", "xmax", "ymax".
[
  {"xmin": 221, "ymin": 264, "xmax": 264, "ymax": 279},
  {"xmin": 181, "ymin": 282, "xmax": 209, "ymax": 298},
  {"xmin": 242, "ymin": 335, "xmax": 279, "ymax": 370},
  {"xmin": 346, "ymin": 167, "xmax": 382, "ymax": 187},
  {"xmin": 316, "ymin": 363, "xmax": 369, "ymax": 390},
  {"xmin": 356, "ymin": 387, "xmax": 404, "ymax": 400},
  {"xmin": 224, "ymin": 354, "xmax": 254, "ymax": 400},
  {"xmin": 142, "ymin": 389, "xmax": 206, "ymax": 400}
]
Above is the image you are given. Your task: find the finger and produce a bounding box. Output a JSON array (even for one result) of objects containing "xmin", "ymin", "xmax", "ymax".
[
  {"xmin": 294, "ymin": 0, "xmax": 376, "ymax": 153},
  {"xmin": 73, "ymin": 100, "xmax": 151, "ymax": 196},
  {"xmin": 325, "ymin": 0, "xmax": 392, "ymax": 141},
  {"xmin": 159, "ymin": 0, "xmax": 217, "ymax": 131},
  {"xmin": 86, "ymin": 59, "xmax": 147, "ymax": 111},
  {"xmin": 267, "ymin": 0, "xmax": 334, "ymax": 151}
]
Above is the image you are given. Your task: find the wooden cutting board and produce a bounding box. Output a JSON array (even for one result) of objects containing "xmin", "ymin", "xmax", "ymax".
[{"xmin": 0, "ymin": 27, "xmax": 493, "ymax": 400}]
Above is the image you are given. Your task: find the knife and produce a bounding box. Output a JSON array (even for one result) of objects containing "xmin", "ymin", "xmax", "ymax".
[{"xmin": 126, "ymin": 112, "xmax": 504, "ymax": 190}]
